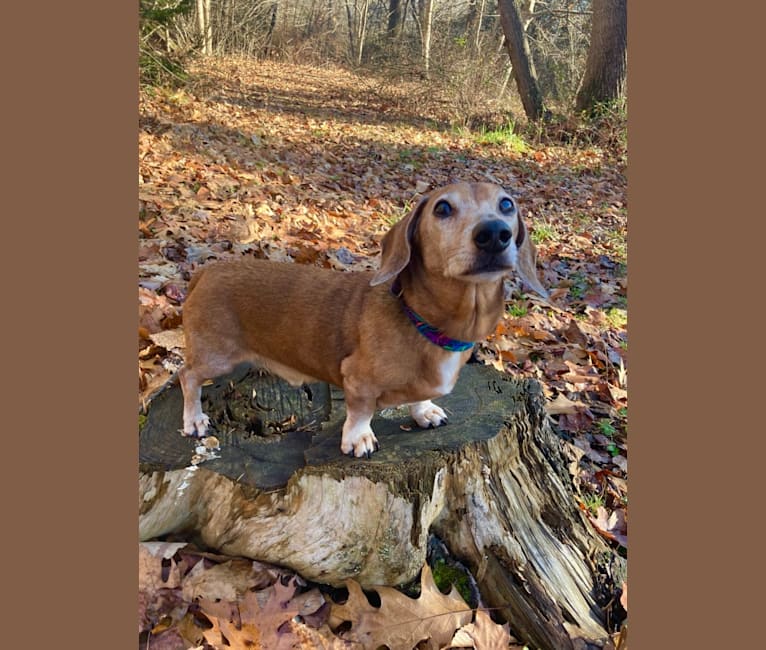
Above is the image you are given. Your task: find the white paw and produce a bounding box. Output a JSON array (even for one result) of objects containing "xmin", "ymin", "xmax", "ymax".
[
  {"xmin": 341, "ymin": 431, "xmax": 379, "ymax": 458},
  {"xmin": 182, "ymin": 413, "xmax": 210, "ymax": 438},
  {"xmin": 410, "ymin": 401, "xmax": 449, "ymax": 429},
  {"xmin": 341, "ymin": 415, "xmax": 379, "ymax": 458}
]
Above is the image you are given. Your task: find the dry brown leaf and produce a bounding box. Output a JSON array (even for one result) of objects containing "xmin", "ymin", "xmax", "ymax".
[
  {"xmin": 446, "ymin": 609, "xmax": 514, "ymax": 649},
  {"xmin": 199, "ymin": 582, "xmax": 300, "ymax": 650},
  {"xmin": 547, "ymin": 393, "xmax": 582, "ymax": 415},
  {"xmin": 330, "ymin": 565, "xmax": 471, "ymax": 650},
  {"xmin": 199, "ymin": 576, "xmax": 342, "ymax": 650},
  {"xmin": 588, "ymin": 506, "xmax": 628, "ymax": 547},
  {"xmin": 572, "ymin": 437, "xmax": 611, "ymax": 463},
  {"xmin": 139, "ymin": 542, "xmax": 188, "ymax": 635},
  {"xmin": 620, "ymin": 581, "xmax": 627, "ymax": 612},
  {"xmin": 139, "ymin": 542, "xmax": 186, "ymax": 594},
  {"xmin": 562, "ymin": 319, "xmax": 589, "ymax": 347},
  {"xmin": 182, "ymin": 558, "xmax": 268, "ymax": 602},
  {"xmin": 148, "ymin": 328, "xmax": 186, "ymax": 351}
]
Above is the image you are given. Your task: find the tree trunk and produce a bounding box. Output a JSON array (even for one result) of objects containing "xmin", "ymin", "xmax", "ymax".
[
  {"xmin": 497, "ymin": 0, "xmax": 545, "ymax": 122},
  {"xmin": 344, "ymin": 0, "xmax": 370, "ymax": 66},
  {"xmin": 421, "ymin": 0, "xmax": 435, "ymax": 78},
  {"xmin": 263, "ymin": 1, "xmax": 278, "ymax": 57},
  {"xmin": 139, "ymin": 363, "xmax": 625, "ymax": 649},
  {"xmin": 468, "ymin": 0, "xmax": 487, "ymax": 54},
  {"xmin": 575, "ymin": 0, "xmax": 627, "ymax": 113},
  {"xmin": 387, "ymin": 0, "xmax": 403, "ymax": 39},
  {"xmin": 196, "ymin": 0, "xmax": 212, "ymax": 55}
]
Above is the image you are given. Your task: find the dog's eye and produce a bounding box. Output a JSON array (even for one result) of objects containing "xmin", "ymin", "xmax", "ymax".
[
  {"xmin": 433, "ymin": 200, "xmax": 453, "ymax": 218},
  {"xmin": 499, "ymin": 197, "xmax": 515, "ymax": 214}
]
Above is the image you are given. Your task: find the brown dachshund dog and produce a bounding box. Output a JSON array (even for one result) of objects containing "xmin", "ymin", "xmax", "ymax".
[{"xmin": 179, "ymin": 182, "xmax": 547, "ymax": 457}]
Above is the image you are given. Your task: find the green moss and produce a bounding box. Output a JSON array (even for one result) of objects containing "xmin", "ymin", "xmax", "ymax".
[{"xmin": 431, "ymin": 559, "xmax": 473, "ymax": 605}]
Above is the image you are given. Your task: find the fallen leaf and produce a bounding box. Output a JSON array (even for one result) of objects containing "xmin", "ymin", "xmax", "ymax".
[
  {"xmin": 139, "ymin": 542, "xmax": 186, "ymax": 593},
  {"xmin": 148, "ymin": 328, "xmax": 186, "ymax": 351},
  {"xmin": 572, "ymin": 436, "xmax": 610, "ymax": 463},
  {"xmin": 199, "ymin": 576, "xmax": 337, "ymax": 650},
  {"xmin": 547, "ymin": 393, "xmax": 582, "ymax": 415},
  {"xmin": 620, "ymin": 581, "xmax": 627, "ymax": 612},
  {"xmin": 446, "ymin": 608, "xmax": 515, "ymax": 649},
  {"xmin": 588, "ymin": 506, "xmax": 628, "ymax": 547},
  {"xmin": 558, "ymin": 410, "xmax": 595, "ymax": 434},
  {"xmin": 562, "ymin": 319, "xmax": 589, "ymax": 347},
  {"xmin": 612, "ymin": 454, "xmax": 628, "ymax": 473},
  {"xmin": 182, "ymin": 558, "xmax": 266, "ymax": 602},
  {"xmin": 331, "ymin": 565, "xmax": 471, "ymax": 650}
]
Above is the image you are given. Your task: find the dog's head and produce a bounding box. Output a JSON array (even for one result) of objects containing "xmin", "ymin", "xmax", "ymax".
[{"xmin": 371, "ymin": 182, "xmax": 548, "ymax": 298}]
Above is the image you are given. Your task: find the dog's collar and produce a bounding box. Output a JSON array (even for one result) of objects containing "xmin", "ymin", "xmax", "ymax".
[{"xmin": 390, "ymin": 278, "xmax": 475, "ymax": 352}]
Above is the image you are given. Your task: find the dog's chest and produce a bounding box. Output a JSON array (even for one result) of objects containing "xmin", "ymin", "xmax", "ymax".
[{"xmin": 429, "ymin": 351, "xmax": 464, "ymax": 396}]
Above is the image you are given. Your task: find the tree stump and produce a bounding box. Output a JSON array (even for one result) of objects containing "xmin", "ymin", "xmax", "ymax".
[{"xmin": 139, "ymin": 363, "xmax": 625, "ymax": 649}]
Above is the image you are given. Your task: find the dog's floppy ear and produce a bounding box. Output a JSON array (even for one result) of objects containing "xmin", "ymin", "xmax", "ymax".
[
  {"xmin": 515, "ymin": 213, "xmax": 549, "ymax": 299},
  {"xmin": 370, "ymin": 195, "xmax": 428, "ymax": 286}
]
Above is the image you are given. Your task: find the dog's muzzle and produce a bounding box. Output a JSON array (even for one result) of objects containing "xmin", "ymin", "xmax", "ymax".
[{"xmin": 472, "ymin": 220, "xmax": 512, "ymax": 254}]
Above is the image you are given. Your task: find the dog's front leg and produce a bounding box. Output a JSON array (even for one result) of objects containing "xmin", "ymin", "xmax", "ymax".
[
  {"xmin": 339, "ymin": 374, "xmax": 379, "ymax": 458},
  {"xmin": 409, "ymin": 400, "xmax": 448, "ymax": 429}
]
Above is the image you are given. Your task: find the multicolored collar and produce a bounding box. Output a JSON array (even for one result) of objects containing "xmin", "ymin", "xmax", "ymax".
[{"xmin": 390, "ymin": 278, "xmax": 475, "ymax": 352}]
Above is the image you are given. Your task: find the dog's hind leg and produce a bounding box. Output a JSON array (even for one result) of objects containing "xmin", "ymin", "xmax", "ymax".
[
  {"xmin": 178, "ymin": 351, "xmax": 240, "ymax": 437},
  {"xmin": 178, "ymin": 365, "xmax": 211, "ymax": 437}
]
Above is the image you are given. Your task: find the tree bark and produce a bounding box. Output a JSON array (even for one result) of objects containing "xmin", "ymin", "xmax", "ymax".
[
  {"xmin": 497, "ymin": 0, "xmax": 545, "ymax": 122},
  {"xmin": 344, "ymin": 0, "xmax": 370, "ymax": 66},
  {"xmin": 196, "ymin": 0, "xmax": 212, "ymax": 55},
  {"xmin": 575, "ymin": 0, "xmax": 627, "ymax": 113},
  {"xmin": 421, "ymin": 0, "xmax": 435, "ymax": 77},
  {"xmin": 139, "ymin": 363, "xmax": 625, "ymax": 649},
  {"xmin": 387, "ymin": 0, "xmax": 403, "ymax": 39},
  {"xmin": 263, "ymin": 1, "xmax": 278, "ymax": 57}
]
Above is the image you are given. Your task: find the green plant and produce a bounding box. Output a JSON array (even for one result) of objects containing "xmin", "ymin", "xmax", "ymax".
[
  {"xmin": 583, "ymin": 493, "xmax": 604, "ymax": 515},
  {"xmin": 531, "ymin": 223, "xmax": 555, "ymax": 244},
  {"xmin": 139, "ymin": 0, "xmax": 193, "ymax": 87},
  {"xmin": 605, "ymin": 307, "xmax": 627, "ymax": 329},
  {"xmin": 568, "ymin": 272, "xmax": 588, "ymax": 299},
  {"xmin": 384, "ymin": 203, "xmax": 412, "ymax": 226},
  {"xmin": 507, "ymin": 302, "xmax": 528, "ymax": 318},
  {"xmin": 597, "ymin": 419, "xmax": 617, "ymax": 437},
  {"xmin": 597, "ymin": 419, "xmax": 623, "ymax": 456},
  {"xmin": 474, "ymin": 122, "xmax": 530, "ymax": 154}
]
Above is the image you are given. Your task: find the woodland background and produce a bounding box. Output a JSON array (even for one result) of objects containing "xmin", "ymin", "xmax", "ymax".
[{"xmin": 139, "ymin": 1, "xmax": 627, "ymax": 648}]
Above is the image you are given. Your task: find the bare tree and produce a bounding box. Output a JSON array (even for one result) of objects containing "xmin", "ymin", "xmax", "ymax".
[
  {"xmin": 387, "ymin": 0, "xmax": 403, "ymax": 39},
  {"xmin": 471, "ymin": 0, "xmax": 487, "ymax": 54},
  {"xmin": 345, "ymin": 0, "xmax": 371, "ymax": 65},
  {"xmin": 411, "ymin": 0, "xmax": 436, "ymax": 77},
  {"xmin": 196, "ymin": 0, "xmax": 212, "ymax": 54},
  {"xmin": 497, "ymin": 0, "xmax": 545, "ymax": 121},
  {"xmin": 576, "ymin": 0, "xmax": 626, "ymax": 113}
]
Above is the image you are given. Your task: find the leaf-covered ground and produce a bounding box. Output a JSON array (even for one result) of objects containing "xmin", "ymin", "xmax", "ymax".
[
  {"xmin": 139, "ymin": 57, "xmax": 628, "ymax": 645},
  {"xmin": 139, "ymin": 541, "xmax": 525, "ymax": 649}
]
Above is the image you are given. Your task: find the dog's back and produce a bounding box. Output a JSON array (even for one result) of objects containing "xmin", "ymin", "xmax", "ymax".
[{"xmin": 183, "ymin": 258, "xmax": 379, "ymax": 387}]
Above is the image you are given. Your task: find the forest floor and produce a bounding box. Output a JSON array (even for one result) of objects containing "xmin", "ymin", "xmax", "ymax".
[{"xmin": 138, "ymin": 57, "xmax": 628, "ymax": 649}]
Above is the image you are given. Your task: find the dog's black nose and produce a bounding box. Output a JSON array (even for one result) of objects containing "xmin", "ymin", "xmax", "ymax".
[{"xmin": 473, "ymin": 220, "xmax": 512, "ymax": 253}]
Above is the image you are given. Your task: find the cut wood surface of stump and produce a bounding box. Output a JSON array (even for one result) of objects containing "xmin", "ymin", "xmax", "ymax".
[{"xmin": 139, "ymin": 362, "xmax": 625, "ymax": 649}]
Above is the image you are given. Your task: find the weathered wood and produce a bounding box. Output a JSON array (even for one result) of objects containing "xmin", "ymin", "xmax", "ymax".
[{"xmin": 139, "ymin": 363, "xmax": 624, "ymax": 649}]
